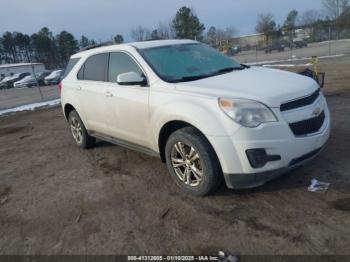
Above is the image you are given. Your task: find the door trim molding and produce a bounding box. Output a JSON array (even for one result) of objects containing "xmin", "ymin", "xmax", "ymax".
[{"xmin": 88, "ymin": 130, "xmax": 160, "ymax": 158}]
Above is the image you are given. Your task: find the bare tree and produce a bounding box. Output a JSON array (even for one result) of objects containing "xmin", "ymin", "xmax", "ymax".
[
  {"xmin": 130, "ymin": 26, "xmax": 150, "ymax": 41},
  {"xmin": 157, "ymin": 21, "xmax": 175, "ymax": 39},
  {"xmin": 323, "ymin": 0, "xmax": 349, "ymax": 20},
  {"xmin": 216, "ymin": 29, "xmax": 228, "ymax": 42},
  {"xmin": 299, "ymin": 10, "xmax": 322, "ymax": 26},
  {"xmin": 323, "ymin": 0, "xmax": 349, "ymax": 39},
  {"xmin": 206, "ymin": 26, "xmax": 217, "ymax": 45},
  {"xmin": 206, "ymin": 26, "xmax": 236, "ymax": 46},
  {"xmin": 224, "ymin": 26, "xmax": 237, "ymax": 38}
]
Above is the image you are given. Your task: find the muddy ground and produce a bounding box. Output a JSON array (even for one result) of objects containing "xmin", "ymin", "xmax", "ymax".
[{"xmin": 0, "ymin": 57, "xmax": 349, "ymax": 255}]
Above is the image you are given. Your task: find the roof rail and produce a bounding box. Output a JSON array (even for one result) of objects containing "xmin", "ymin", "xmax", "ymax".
[{"xmin": 79, "ymin": 41, "xmax": 115, "ymax": 52}]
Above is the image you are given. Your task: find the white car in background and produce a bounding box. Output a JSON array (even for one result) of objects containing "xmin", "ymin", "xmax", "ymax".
[
  {"xmin": 14, "ymin": 75, "xmax": 34, "ymax": 88},
  {"xmin": 14, "ymin": 71, "xmax": 52, "ymax": 88},
  {"xmin": 44, "ymin": 70, "xmax": 64, "ymax": 85},
  {"xmin": 60, "ymin": 40, "xmax": 330, "ymax": 196}
]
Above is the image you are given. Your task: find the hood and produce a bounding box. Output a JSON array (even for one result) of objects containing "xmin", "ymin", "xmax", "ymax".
[
  {"xmin": 7, "ymin": 75, "xmax": 20, "ymax": 81},
  {"xmin": 174, "ymin": 66, "xmax": 319, "ymax": 107},
  {"xmin": 18, "ymin": 76, "xmax": 34, "ymax": 83},
  {"xmin": 46, "ymin": 74, "xmax": 59, "ymax": 80},
  {"xmin": 0, "ymin": 77, "xmax": 11, "ymax": 83}
]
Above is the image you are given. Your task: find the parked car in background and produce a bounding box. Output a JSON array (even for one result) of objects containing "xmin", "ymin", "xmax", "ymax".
[
  {"xmin": 226, "ymin": 45, "xmax": 241, "ymax": 56},
  {"xmin": 14, "ymin": 75, "xmax": 34, "ymax": 88},
  {"xmin": 45, "ymin": 70, "xmax": 64, "ymax": 85},
  {"xmin": 293, "ymin": 39, "xmax": 308, "ymax": 48},
  {"xmin": 61, "ymin": 40, "xmax": 330, "ymax": 196},
  {"xmin": 265, "ymin": 42, "xmax": 285, "ymax": 53},
  {"xmin": 16, "ymin": 71, "xmax": 52, "ymax": 87},
  {"xmin": 36, "ymin": 71, "xmax": 52, "ymax": 85},
  {"xmin": 0, "ymin": 72, "xmax": 30, "ymax": 89},
  {"xmin": 0, "ymin": 76, "xmax": 11, "ymax": 89}
]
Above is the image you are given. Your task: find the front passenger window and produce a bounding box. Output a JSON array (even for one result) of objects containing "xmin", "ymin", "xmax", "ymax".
[
  {"xmin": 82, "ymin": 53, "xmax": 108, "ymax": 81},
  {"xmin": 108, "ymin": 52, "xmax": 143, "ymax": 83}
]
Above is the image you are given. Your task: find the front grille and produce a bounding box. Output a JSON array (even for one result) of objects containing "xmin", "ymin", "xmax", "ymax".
[
  {"xmin": 280, "ymin": 89, "xmax": 320, "ymax": 111},
  {"xmin": 289, "ymin": 111, "xmax": 325, "ymax": 136}
]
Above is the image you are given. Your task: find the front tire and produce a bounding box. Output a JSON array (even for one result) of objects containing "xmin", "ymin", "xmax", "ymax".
[
  {"xmin": 68, "ymin": 110, "xmax": 95, "ymax": 149},
  {"xmin": 165, "ymin": 127, "xmax": 223, "ymax": 196}
]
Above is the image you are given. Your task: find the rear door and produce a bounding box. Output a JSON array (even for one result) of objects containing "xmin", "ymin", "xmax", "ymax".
[{"xmin": 75, "ymin": 53, "xmax": 114, "ymax": 134}]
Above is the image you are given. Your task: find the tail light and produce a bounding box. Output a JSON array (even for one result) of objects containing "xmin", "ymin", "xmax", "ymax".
[{"xmin": 58, "ymin": 81, "xmax": 62, "ymax": 96}]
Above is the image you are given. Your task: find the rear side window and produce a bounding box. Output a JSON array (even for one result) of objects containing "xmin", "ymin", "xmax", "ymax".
[
  {"xmin": 108, "ymin": 52, "xmax": 143, "ymax": 83},
  {"xmin": 63, "ymin": 58, "xmax": 80, "ymax": 79},
  {"xmin": 80, "ymin": 53, "xmax": 108, "ymax": 81}
]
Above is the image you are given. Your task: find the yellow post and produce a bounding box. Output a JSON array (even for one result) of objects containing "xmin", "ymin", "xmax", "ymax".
[{"xmin": 311, "ymin": 56, "xmax": 318, "ymax": 75}]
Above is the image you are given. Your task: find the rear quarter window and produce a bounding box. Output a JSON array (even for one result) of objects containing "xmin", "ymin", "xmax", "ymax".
[
  {"xmin": 81, "ymin": 53, "xmax": 108, "ymax": 81},
  {"xmin": 63, "ymin": 58, "xmax": 80, "ymax": 79}
]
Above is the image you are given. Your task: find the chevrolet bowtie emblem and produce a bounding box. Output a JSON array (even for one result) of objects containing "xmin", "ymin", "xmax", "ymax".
[{"xmin": 312, "ymin": 107, "xmax": 321, "ymax": 116}]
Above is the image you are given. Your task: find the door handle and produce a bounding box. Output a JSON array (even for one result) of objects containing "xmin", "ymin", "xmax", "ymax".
[
  {"xmin": 105, "ymin": 91, "xmax": 113, "ymax": 97},
  {"xmin": 75, "ymin": 85, "xmax": 82, "ymax": 91}
]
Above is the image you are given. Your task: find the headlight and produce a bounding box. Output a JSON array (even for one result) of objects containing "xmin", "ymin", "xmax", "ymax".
[{"xmin": 219, "ymin": 98, "xmax": 277, "ymax": 128}]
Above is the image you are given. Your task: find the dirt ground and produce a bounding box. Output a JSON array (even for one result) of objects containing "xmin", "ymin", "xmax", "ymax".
[{"xmin": 0, "ymin": 57, "xmax": 350, "ymax": 256}]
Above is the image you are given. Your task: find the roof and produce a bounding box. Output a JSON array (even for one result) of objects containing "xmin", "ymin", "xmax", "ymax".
[
  {"xmin": 130, "ymin": 39, "xmax": 197, "ymax": 49},
  {"xmin": 72, "ymin": 39, "xmax": 198, "ymax": 58},
  {"xmin": 0, "ymin": 63, "xmax": 44, "ymax": 69}
]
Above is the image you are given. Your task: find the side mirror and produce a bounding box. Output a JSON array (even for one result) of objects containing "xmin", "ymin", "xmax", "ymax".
[{"xmin": 117, "ymin": 72, "xmax": 146, "ymax": 86}]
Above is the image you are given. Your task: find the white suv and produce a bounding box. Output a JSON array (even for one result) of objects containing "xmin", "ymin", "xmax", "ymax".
[{"xmin": 61, "ymin": 40, "xmax": 330, "ymax": 196}]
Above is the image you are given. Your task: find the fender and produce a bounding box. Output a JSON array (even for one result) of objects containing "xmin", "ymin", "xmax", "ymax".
[
  {"xmin": 61, "ymin": 81, "xmax": 87, "ymax": 126},
  {"xmin": 150, "ymin": 94, "xmax": 241, "ymax": 150}
]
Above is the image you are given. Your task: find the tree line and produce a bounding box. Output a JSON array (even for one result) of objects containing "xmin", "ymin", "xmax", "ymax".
[
  {"xmin": 1, "ymin": 1, "xmax": 350, "ymax": 68},
  {"xmin": 0, "ymin": 28, "xmax": 101, "ymax": 69},
  {"xmin": 255, "ymin": 0, "xmax": 350, "ymax": 45}
]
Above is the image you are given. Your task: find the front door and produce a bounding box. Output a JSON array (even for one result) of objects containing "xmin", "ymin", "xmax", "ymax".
[{"xmin": 104, "ymin": 52, "xmax": 150, "ymax": 148}]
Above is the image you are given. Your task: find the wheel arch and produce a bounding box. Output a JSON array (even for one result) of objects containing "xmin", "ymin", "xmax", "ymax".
[
  {"xmin": 157, "ymin": 120, "xmax": 221, "ymax": 168},
  {"xmin": 63, "ymin": 103, "xmax": 76, "ymax": 120}
]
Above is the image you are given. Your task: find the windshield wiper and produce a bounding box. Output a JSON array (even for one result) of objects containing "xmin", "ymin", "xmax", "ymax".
[
  {"xmin": 216, "ymin": 66, "xmax": 245, "ymax": 74},
  {"xmin": 170, "ymin": 74, "xmax": 210, "ymax": 83},
  {"xmin": 170, "ymin": 66, "xmax": 248, "ymax": 83}
]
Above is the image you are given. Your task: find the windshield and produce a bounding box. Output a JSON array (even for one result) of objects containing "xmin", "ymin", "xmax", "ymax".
[
  {"xmin": 1, "ymin": 76, "xmax": 11, "ymax": 82},
  {"xmin": 47, "ymin": 70, "xmax": 61, "ymax": 78},
  {"xmin": 11, "ymin": 74, "xmax": 20, "ymax": 79},
  {"xmin": 139, "ymin": 43, "xmax": 244, "ymax": 83}
]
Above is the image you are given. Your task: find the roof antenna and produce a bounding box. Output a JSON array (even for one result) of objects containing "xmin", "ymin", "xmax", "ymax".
[{"xmin": 79, "ymin": 41, "xmax": 114, "ymax": 52}]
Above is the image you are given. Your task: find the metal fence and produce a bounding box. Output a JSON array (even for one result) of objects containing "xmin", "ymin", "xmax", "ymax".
[{"xmin": 218, "ymin": 26, "xmax": 350, "ymax": 64}]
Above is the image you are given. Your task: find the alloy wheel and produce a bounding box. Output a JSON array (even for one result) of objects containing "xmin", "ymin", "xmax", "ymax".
[
  {"xmin": 170, "ymin": 142, "xmax": 203, "ymax": 187},
  {"xmin": 70, "ymin": 117, "xmax": 83, "ymax": 144}
]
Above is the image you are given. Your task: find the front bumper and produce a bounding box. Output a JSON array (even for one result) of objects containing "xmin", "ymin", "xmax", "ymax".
[
  {"xmin": 14, "ymin": 83, "xmax": 28, "ymax": 88},
  {"xmin": 223, "ymin": 147, "xmax": 323, "ymax": 189},
  {"xmin": 206, "ymin": 96, "xmax": 331, "ymax": 189}
]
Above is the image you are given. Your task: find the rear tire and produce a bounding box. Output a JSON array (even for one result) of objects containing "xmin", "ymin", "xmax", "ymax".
[
  {"xmin": 68, "ymin": 110, "xmax": 95, "ymax": 149},
  {"xmin": 165, "ymin": 127, "xmax": 223, "ymax": 196}
]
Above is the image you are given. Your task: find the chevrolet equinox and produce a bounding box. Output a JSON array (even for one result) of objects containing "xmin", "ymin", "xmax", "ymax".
[{"xmin": 60, "ymin": 40, "xmax": 330, "ymax": 196}]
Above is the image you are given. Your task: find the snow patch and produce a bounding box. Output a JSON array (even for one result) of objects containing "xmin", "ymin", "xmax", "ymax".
[
  {"xmin": 247, "ymin": 54, "xmax": 345, "ymax": 66},
  {"xmin": 0, "ymin": 99, "xmax": 61, "ymax": 116},
  {"xmin": 263, "ymin": 63, "xmax": 312, "ymax": 68}
]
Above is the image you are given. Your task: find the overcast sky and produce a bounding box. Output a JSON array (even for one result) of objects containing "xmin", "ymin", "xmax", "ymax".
[{"xmin": 0, "ymin": 0, "xmax": 324, "ymax": 41}]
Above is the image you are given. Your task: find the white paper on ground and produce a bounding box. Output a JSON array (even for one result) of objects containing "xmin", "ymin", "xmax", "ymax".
[{"xmin": 308, "ymin": 179, "xmax": 330, "ymax": 192}]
